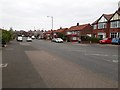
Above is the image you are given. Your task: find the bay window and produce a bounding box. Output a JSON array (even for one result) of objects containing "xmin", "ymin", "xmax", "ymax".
[
  {"xmin": 98, "ymin": 23, "xmax": 107, "ymax": 29},
  {"xmin": 110, "ymin": 21, "xmax": 120, "ymax": 28}
]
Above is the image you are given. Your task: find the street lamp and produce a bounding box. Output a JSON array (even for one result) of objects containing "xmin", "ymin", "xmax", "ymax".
[{"xmin": 47, "ymin": 16, "xmax": 53, "ymax": 30}]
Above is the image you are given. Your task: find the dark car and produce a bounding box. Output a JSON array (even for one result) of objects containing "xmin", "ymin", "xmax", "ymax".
[
  {"xmin": 2, "ymin": 40, "xmax": 6, "ymax": 47},
  {"xmin": 99, "ymin": 38, "xmax": 112, "ymax": 44},
  {"xmin": 111, "ymin": 38, "xmax": 120, "ymax": 44}
]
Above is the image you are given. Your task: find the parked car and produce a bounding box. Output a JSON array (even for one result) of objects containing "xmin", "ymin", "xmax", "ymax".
[
  {"xmin": 26, "ymin": 37, "xmax": 32, "ymax": 42},
  {"xmin": 2, "ymin": 39, "xmax": 6, "ymax": 47},
  {"xmin": 51, "ymin": 38, "xmax": 56, "ymax": 42},
  {"xmin": 99, "ymin": 38, "xmax": 112, "ymax": 44},
  {"xmin": 31, "ymin": 36, "xmax": 35, "ymax": 39},
  {"xmin": 17, "ymin": 36, "xmax": 23, "ymax": 42},
  {"xmin": 55, "ymin": 38, "xmax": 63, "ymax": 43},
  {"xmin": 111, "ymin": 38, "xmax": 120, "ymax": 44}
]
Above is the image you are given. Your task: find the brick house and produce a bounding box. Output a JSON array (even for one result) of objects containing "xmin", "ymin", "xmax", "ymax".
[
  {"xmin": 109, "ymin": 10, "xmax": 120, "ymax": 38},
  {"xmin": 43, "ymin": 30, "xmax": 53, "ymax": 40},
  {"xmin": 65, "ymin": 23, "xmax": 92, "ymax": 42},
  {"xmin": 92, "ymin": 10, "xmax": 120, "ymax": 39},
  {"xmin": 52, "ymin": 28, "xmax": 68, "ymax": 38}
]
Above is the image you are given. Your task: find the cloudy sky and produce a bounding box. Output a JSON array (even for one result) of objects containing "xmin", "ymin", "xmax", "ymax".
[{"xmin": 0, "ymin": 0, "xmax": 119, "ymax": 31}]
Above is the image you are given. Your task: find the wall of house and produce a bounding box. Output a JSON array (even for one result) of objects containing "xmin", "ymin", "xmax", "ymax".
[{"xmin": 81, "ymin": 25, "xmax": 92, "ymax": 36}]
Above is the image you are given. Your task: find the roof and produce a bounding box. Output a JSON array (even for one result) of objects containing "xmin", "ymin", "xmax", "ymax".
[
  {"xmin": 92, "ymin": 13, "xmax": 113, "ymax": 24},
  {"xmin": 68, "ymin": 24, "xmax": 90, "ymax": 31},
  {"xmin": 54, "ymin": 28, "xmax": 68, "ymax": 33},
  {"xmin": 116, "ymin": 10, "xmax": 120, "ymax": 15},
  {"xmin": 103, "ymin": 14, "xmax": 113, "ymax": 20},
  {"xmin": 44, "ymin": 30, "xmax": 53, "ymax": 34}
]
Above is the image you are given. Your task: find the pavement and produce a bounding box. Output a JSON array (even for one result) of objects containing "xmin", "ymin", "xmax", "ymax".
[{"xmin": 2, "ymin": 39, "xmax": 119, "ymax": 88}]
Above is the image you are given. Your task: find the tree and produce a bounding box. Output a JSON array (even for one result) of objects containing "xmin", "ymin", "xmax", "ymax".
[
  {"xmin": 2, "ymin": 29, "xmax": 13, "ymax": 43},
  {"xmin": 57, "ymin": 33, "xmax": 66, "ymax": 40}
]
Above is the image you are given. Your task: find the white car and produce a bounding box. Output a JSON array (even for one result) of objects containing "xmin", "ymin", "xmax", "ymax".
[
  {"xmin": 31, "ymin": 36, "xmax": 35, "ymax": 39},
  {"xmin": 17, "ymin": 36, "xmax": 23, "ymax": 42},
  {"xmin": 26, "ymin": 37, "xmax": 32, "ymax": 42},
  {"xmin": 55, "ymin": 38, "xmax": 63, "ymax": 43},
  {"xmin": 51, "ymin": 38, "xmax": 56, "ymax": 42}
]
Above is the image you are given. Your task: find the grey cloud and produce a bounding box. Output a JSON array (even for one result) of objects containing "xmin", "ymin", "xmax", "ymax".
[{"xmin": 0, "ymin": 0, "xmax": 119, "ymax": 31}]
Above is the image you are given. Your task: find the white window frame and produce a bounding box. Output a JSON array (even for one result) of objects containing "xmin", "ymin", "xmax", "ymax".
[
  {"xmin": 67, "ymin": 31, "xmax": 71, "ymax": 35},
  {"xmin": 110, "ymin": 21, "xmax": 120, "ymax": 28},
  {"xmin": 93, "ymin": 25, "xmax": 97, "ymax": 29},
  {"xmin": 72, "ymin": 37, "xmax": 77, "ymax": 40},
  {"xmin": 110, "ymin": 32, "xmax": 118, "ymax": 38},
  {"xmin": 72, "ymin": 31, "xmax": 77, "ymax": 34},
  {"xmin": 98, "ymin": 23, "xmax": 107, "ymax": 29}
]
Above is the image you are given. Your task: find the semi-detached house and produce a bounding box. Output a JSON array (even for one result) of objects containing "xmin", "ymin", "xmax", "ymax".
[
  {"xmin": 65, "ymin": 23, "xmax": 92, "ymax": 42},
  {"xmin": 92, "ymin": 10, "xmax": 120, "ymax": 39},
  {"xmin": 53, "ymin": 28, "xmax": 68, "ymax": 38}
]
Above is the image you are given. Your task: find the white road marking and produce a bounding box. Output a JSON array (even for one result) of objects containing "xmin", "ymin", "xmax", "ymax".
[
  {"xmin": 85, "ymin": 54, "xmax": 109, "ymax": 56},
  {"xmin": 112, "ymin": 60, "xmax": 118, "ymax": 63},
  {"xmin": 0, "ymin": 63, "xmax": 8, "ymax": 68},
  {"xmin": 19, "ymin": 43, "xmax": 30, "ymax": 46},
  {"xmin": 74, "ymin": 44, "xmax": 88, "ymax": 46},
  {"xmin": 85, "ymin": 53, "xmax": 118, "ymax": 63}
]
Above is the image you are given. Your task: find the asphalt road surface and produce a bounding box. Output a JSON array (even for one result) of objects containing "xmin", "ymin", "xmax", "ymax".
[{"xmin": 2, "ymin": 38, "xmax": 119, "ymax": 88}]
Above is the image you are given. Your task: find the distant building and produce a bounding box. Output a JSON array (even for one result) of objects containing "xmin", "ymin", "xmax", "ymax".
[
  {"xmin": 52, "ymin": 27, "xmax": 68, "ymax": 39},
  {"xmin": 43, "ymin": 30, "xmax": 53, "ymax": 40},
  {"xmin": 65, "ymin": 23, "xmax": 92, "ymax": 42}
]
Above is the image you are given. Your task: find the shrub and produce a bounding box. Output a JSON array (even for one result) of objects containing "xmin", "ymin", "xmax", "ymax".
[
  {"xmin": 81, "ymin": 36, "xmax": 100, "ymax": 43},
  {"xmin": 2, "ymin": 30, "xmax": 13, "ymax": 43}
]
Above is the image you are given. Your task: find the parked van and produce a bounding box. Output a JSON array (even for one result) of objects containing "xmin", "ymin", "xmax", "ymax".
[{"xmin": 17, "ymin": 36, "xmax": 23, "ymax": 42}]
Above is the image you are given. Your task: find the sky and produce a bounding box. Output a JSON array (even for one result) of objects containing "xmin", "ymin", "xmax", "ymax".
[{"xmin": 0, "ymin": 0, "xmax": 119, "ymax": 31}]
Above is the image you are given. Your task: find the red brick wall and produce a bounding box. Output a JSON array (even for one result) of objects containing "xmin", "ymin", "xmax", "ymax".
[{"xmin": 81, "ymin": 25, "xmax": 92, "ymax": 35}]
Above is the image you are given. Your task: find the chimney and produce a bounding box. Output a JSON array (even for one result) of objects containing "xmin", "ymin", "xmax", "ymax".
[
  {"xmin": 118, "ymin": 1, "xmax": 120, "ymax": 11},
  {"xmin": 77, "ymin": 23, "xmax": 79, "ymax": 26},
  {"xmin": 60, "ymin": 27, "xmax": 62, "ymax": 29}
]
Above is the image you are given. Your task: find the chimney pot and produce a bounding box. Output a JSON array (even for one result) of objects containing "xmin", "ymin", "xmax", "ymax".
[{"xmin": 77, "ymin": 23, "xmax": 79, "ymax": 26}]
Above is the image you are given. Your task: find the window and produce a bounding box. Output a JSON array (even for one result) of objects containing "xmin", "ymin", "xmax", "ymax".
[
  {"xmin": 72, "ymin": 31, "xmax": 77, "ymax": 34},
  {"xmin": 72, "ymin": 37, "xmax": 77, "ymax": 40},
  {"xmin": 93, "ymin": 25, "xmax": 97, "ymax": 29},
  {"xmin": 98, "ymin": 23, "xmax": 107, "ymax": 29},
  {"xmin": 67, "ymin": 32, "xmax": 71, "ymax": 35},
  {"xmin": 110, "ymin": 32, "xmax": 117, "ymax": 38},
  {"xmin": 118, "ymin": 32, "xmax": 120, "ymax": 38},
  {"xmin": 118, "ymin": 21, "xmax": 120, "ymax": 28},
  {"xmin": 110, "ymin": 21, "xmax": 120, "ymax": 28}
]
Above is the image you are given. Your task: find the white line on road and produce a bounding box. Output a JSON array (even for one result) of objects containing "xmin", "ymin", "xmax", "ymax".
[
  {"xmin": 0, "ymin": 63, "xmax": 8, "ymax": 68},
  {"xmin": 112, "ymin": 60, "xmax": 118, "ymax": 63},
  {"xmin": 85, "ymin": 53, "xmax": 118, "ymax": 63},
  {"xmin": 85, "ymin": 54, "xmax": 109, "ymax": 56}
]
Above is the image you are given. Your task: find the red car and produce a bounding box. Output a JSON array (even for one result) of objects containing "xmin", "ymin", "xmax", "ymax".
[{"xmin": 99, "ymin": 38, "xmax": 112, "ymax": 44}]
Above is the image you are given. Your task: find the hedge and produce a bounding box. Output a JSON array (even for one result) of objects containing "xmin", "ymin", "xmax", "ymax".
[{"xmin": 81, "ymin": 36, "xmax": 101, "ymax": 43}]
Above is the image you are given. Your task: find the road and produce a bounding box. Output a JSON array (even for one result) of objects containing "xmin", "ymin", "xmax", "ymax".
[{"xmin": 2, "ymin": 38, "xmax": 119, "ymax": 88}]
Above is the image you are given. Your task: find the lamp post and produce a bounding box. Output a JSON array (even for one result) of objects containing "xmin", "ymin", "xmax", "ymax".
[{"xmin": 47, "ymin": 16, "xmax": 53, "ymax": 30}]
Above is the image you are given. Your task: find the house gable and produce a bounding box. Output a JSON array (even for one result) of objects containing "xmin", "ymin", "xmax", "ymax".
[
  {"xmin": 98, "ymin": 16, "xmax": 107, "ymax": 23},
  {"xmin": 110, "ymin": 12, "xmax": 120, "ymax": 21}
]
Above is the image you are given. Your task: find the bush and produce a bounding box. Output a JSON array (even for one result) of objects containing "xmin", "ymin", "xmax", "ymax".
[
  {"xmin": 81, "ymin": 36, "xmax": 100, "ymax": 43},
  {"xmin": 57, "ymin": 33, "xmax": 67, "ymax": 41},
  {"xmin": 2, "ymin": 30, "xmax": 13, "ymax": 43}
]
